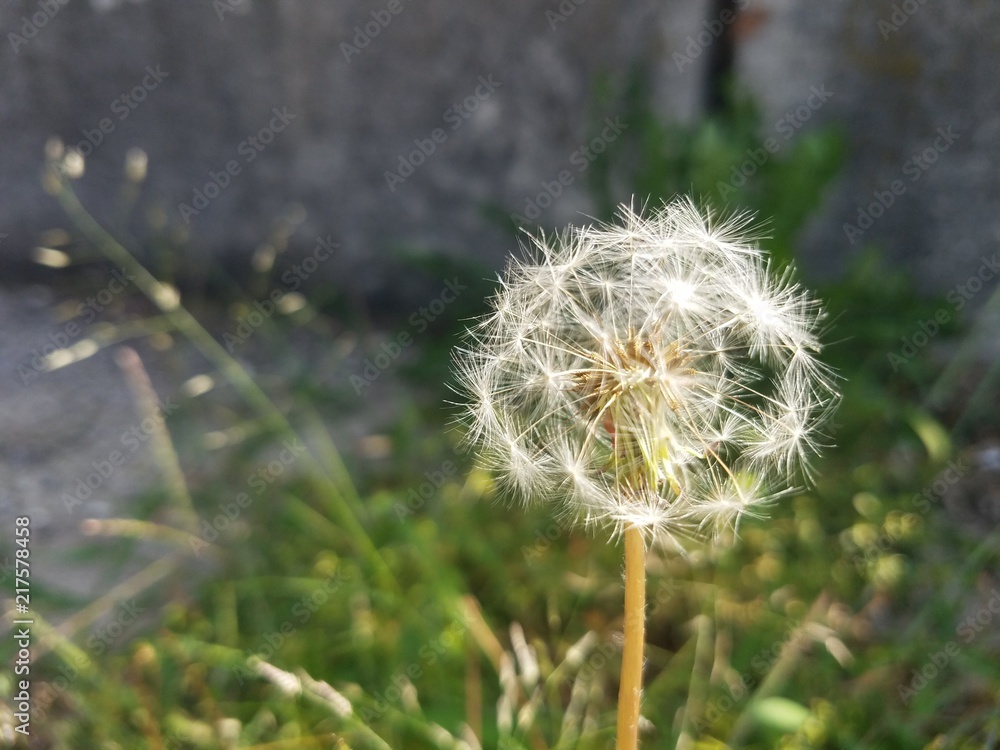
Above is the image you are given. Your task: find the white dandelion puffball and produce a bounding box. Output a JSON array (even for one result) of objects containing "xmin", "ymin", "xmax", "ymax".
[{"xmin": 453, "ymin": 199, "xmax": 838, "ymax": 547}]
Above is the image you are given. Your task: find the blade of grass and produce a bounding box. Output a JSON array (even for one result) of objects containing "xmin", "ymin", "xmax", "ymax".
[
  {"xmin": 5, "ymin": 605, "xmax": 96, "ymax": 680},
  {"xmin": 48, "ymin": 169, "xmax": 398, "ymax": 595},
  {"xmin": 676, "ymin": 611, "xmax": 714, "ymax": 749},
  {"xmin": 119, "ymin": 345, "xmax": 200, "ymax": 533},
  {"xmin": 728, "ymin": 589, "xmax": 831, "ymax": 747},
  {"xmin": 40, "ymin": 315, "xmax": 176, "ymax": 373},
  {"xmin": 34, "ymin": 553, "xmax": 182, "ymax": 662},
  {"xmin": 80, "ymin": 517, "xmax": 209, "ymax": 553},
  {"xmin": 466, "ymin": 628, "xmax": 483, "ymax": 744}
]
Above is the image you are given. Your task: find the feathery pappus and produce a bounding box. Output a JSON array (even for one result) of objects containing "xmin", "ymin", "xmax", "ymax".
[{"xmin": 452, "ymin": 199, "xmax": 838, "ymax": 549}]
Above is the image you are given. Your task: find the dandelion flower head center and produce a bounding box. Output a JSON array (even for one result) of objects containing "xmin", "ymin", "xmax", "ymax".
[{"xmin": 575, "ymin": 330, "xmax": 700, "ymax": 490}]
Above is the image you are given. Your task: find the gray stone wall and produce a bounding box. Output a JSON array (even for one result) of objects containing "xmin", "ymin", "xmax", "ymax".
[
  {"xmin": 4, "ymin": 1, "xmax": 996, "ymax": 294},
  {"xmin": 4, "ymin": 1, "xmax": 1000, "ymax": 295},
  {"xmin": 738, "ymin": 1, "xmax": 1000, "ymax": 293},
  {"xmin": 1, "ymin": 0, "xmax": 705, "ymax": 291}
]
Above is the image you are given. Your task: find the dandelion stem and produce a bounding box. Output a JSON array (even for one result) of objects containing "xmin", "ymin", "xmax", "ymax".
[{"xmin": 617, "ymin": 525, "xmax": 646, "ymax": 749}]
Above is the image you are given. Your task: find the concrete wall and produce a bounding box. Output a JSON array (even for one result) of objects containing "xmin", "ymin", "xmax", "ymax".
[
  {"xmin": 1, "ymin": 0, "xmax": 998, "ymax": 292},
  {"xmin": 1, "ymin": 0, "xmax": 704, "ymax": 290}
]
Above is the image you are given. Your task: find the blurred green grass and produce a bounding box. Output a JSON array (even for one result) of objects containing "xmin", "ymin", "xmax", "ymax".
[{"xmin": 5, "ymin": 82, "xmax": 1000, "ymax": 749}]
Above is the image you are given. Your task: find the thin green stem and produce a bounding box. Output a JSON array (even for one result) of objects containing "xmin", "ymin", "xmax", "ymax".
[
  {"xmin": 51, "ymin": 174, "xmax": 399, "ymax": 595},
  {"xmin": 676, "ymin": 611, "xmax": 714, "ymax": 748},
  {"xmin": 728, "ymin": 590, "xmax": 830, "ymax": 747}
]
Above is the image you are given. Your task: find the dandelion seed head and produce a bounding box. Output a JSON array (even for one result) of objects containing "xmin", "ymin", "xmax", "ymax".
[{"xmin": 452, "ymin": 199, "xmax": 838, "ymax": 546}]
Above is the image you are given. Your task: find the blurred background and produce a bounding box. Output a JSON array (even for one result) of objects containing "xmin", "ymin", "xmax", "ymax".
[{"xmin": 1, "ymin": 1, "xmax": 999, "ymax": 748}]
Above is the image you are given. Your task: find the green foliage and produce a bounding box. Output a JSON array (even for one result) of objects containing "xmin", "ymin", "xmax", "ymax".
[{"xmin": 587, "ymin": 70, "xmax": 843, "ymax": 267}]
